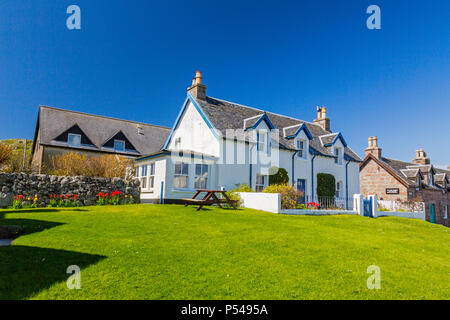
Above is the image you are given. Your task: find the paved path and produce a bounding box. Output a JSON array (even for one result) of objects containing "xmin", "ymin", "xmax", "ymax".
[{"xmin": 0, "ymin": 239, "xmax": 13, "ymax": 246}]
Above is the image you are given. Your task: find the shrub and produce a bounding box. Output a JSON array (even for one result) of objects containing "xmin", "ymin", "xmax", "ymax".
[
  {"xmin": 263, "ymin": 184, "xmax": 303, "ymax": 209},
  {"xmin": 48, "ymin": 153, "xmax": 132, "ymax": 178},
  {"xmin": 225, "ymin": 184, "xmax": 254, "ymax": 208},
  {"xmin": 0, "ymin": 143, "xmax": 12, "ymax": 166},
  {"xmin": 317, "ymin": 173, "xmax": 336, "ymax": 197},
  {"xmin": 269, "ymin": 167, "xmax": 289, "ymax": 185}
]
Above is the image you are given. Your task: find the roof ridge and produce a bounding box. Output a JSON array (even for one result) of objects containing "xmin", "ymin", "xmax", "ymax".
[
  {"xmin": 39, "ymin": 105, "xmax": 171, "ymax": 130},
  {"xmin": 209, "ymin": 96, "xmax": 322, "ymax": 128}
]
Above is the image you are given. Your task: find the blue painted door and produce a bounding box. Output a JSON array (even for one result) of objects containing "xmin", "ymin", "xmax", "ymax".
[
  {"xmin": 297, "ymin": 179, "xmax": 306, "ymax": 204},
  {"xmin": 363, "ymin": 198, "xmax": 373, "ymax": 217},
  {"xmin": 430, "ymin": 204, "xmax": 436, "ymax": 223}
]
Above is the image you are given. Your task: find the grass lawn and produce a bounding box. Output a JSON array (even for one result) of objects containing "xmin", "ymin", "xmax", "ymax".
[{"xmin": 0, "ymin": 204, "xmax": 449, "ymax": 300}]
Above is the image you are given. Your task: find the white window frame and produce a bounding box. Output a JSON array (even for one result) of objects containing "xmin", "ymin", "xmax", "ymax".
[
  {"xmin": 428, "ymin": 173, "xmax": 434, "ymax": 186},
  {"xmin": 175, "ymin": 137, "xmax": 181, "ymax": 149},
  {"xmin": 194, "ymin": 164, "xmax": 209, "ymax": 189},
  {"xmin": 257, "ymin": 131, "xmax": 265, "ymax": 152},
  {"xmin": 68, "ymin": 133, "xmax": 82, "ymax": 147},
  {"xmin": 174, "ymin": 162, "xmax": 189, "ymax": 189},
  {"xmin": 139, "ymin": 165, "xmax": 148, "ymax": 189},
  {"xmin": 297, "ymin": 139, "xmax": 306, "ymax": 159},
  {"xmin": 148, "ymin": 163, "xmax": 155, "ymax": 190},
  {"xmin": 334, "ymin": 147, "xmax": 343, "ymax": 165},
  {"xmin": 256, "ymin": 175, "xmax": 267, "ymax": 193},
  {"xmin": 114, "ymin": 139, "xmax": 126, "ymax": 152},
  {"xmin": 336, "ymin": 181, "xmax": 342, "ymax": 198}
]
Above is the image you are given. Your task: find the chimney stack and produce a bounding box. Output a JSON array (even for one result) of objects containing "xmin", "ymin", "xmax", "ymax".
[
  {"xmin": 412, "ymin": 148, "xmax": 431, "ymax": 165},
  {"xmin": 314, "ymin": 106, "xmax": 331, "ymax": 131},
  {"xmin": 365, "ymin": 136, "xmax": 382, "ymax": 159},
  {"xmin": 187, "ymin": 71, "xmax": 206, "ymax": 100}
]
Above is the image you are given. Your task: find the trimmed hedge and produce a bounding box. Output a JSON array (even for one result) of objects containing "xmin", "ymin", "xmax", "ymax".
[{"xmin": 317, "ymin": 173, "xmax": 336, "ymax": 197}]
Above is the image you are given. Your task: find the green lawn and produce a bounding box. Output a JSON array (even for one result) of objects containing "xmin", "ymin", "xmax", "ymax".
[{"xmin": 0, "ymin": 205, "xmax": 449, "ymax": 300}]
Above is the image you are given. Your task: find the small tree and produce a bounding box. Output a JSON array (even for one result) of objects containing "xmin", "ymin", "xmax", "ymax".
[
  {"xmin": 269, "ymin": 166, "xmax": 289, "ymax": 185},
  {"xmin": 0, "ymin": 143, "xmax": 12, "ymax": 166},
  {"xmin": 316, "ymin": 173, "xmax": 336, "ymax": 197}
]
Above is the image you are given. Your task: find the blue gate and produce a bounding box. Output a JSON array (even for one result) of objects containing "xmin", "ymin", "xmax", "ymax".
[{"xmin": 363, "ymin": 198, "xmax": 373, "ymax": 217}]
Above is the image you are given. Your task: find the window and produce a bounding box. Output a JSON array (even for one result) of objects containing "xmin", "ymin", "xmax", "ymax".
[
  {"xmin": 68, "ymin": 133, "xmax": 81, "ymax": 147},
  {"xmin": 416, "ymin": 177, "xmax": 420, "ymax": 186},
  {"xmin": 195, "ymin": 164, "xmax": 208, "ymax": 189},
  {"xmin": 257, "ymin": 132, "xmax": 265, "ymax": 152},
  {"xmin": 174, "ymin": 162, "xmax": 189, "ymax": 189},
  {"xmin": 175, "ymin": 137, "xmax": 181, "ymax": 149},
  {"xmin": 334, "ymin": 148, "xmax": 342, "ymax": 165},
  {"xmin": 139, "ymin": 165, "xmax": 148, "ymax": 189},
  {"xmin": 256, "ymin": 175, "xmax": 266, "ymax": 192},
  {"xmin": 114, "ymin": 140, "xmax": 125, "ymax": 152},
  {"xmin": 148, "ymin": 163, "xmax": 155, "ymax": 189},
  {"xmin": 444, "ymin": 205, "xmax": 448, "ymax": 219},
  {"xmin": 428, "ymin": 173, "xmax": 434, "ymax": 186},
  {"xmin": 297, "ymin": 140, "xmax": 306, "ymax": 158},
  {"xmin": 336, "ymin": 181, "xmax": 342, "ymax": 198}
]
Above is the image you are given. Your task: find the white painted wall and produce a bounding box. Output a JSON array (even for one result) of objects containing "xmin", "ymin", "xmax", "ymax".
[
  {"xmin": 238, "ymin": 192, "xmax": 281, "ymax": 213},
  {"xmin": 376, "ymin": 211, "xmax": 426, "ymax": 220},
  {"xmin": 167, "ymin": 101, "xmax": 220, "ymax": 157}
]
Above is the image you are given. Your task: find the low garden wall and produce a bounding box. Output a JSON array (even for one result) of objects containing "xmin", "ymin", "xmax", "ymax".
[
  {"xmin": 281, "ymin": 209, "xmax": 357, "ymax": 216},
  {"xmin": 238, "ymin": 192, "xmax": 281, "ymax": 213},
  {"xmin": 0, "ymin": 172, "xmax": 140, "ymax": 208},
  {"xmin": 375, "ymin": 211, "xmax": 425, "ymax": 220}
]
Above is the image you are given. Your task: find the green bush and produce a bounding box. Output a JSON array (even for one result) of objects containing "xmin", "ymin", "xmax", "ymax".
[
  {"xmin": 225, "ymin": 184, "xmax": 254, "ymax": 208},
  {"xmin": 263, "ymin": 184, "xmax": 303, "ymax": 209},
  {"xmin": 269, "ymin": 167, "xmax": 289, "ymax": 185},
  {"xmin": 316, "ymin": 173, "xmax": 336, "ymax": 197}
]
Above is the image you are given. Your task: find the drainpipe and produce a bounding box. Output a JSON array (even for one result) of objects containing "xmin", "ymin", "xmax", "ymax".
[
  {"xmin": 249, "ymin": 143, "xmax": 256, "ymax": 189},
  {"xmin": 291, "ymin": 150, "xmax": 299, "ymax": 186},
  {"xmin": 345, "ymin": 160, "xmax": 350, "ymax": 209},
  {"xmin": 311, "ymin": 154, "xmax": 317, "ymax": 200}
]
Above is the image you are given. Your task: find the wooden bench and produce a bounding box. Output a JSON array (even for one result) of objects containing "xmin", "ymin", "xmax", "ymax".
[{"xmin": 182, "ymin": 190, "xmax": 238, "ymax": 211}]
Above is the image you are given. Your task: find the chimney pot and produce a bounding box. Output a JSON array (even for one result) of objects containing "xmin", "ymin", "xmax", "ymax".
[
  {"xmin": 314, "ymin": 106, "xmax": 331, "ymax": 131},
  {"xmin": 365, "ymin": 136, "xmax": 382, "ymax": 159},
  {"xmin": 187, "ymin": 71, "xmax": 206, "ymax": 100}
]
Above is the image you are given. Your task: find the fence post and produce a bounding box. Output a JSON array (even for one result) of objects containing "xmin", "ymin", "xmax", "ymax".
[
  {"xmin": 353, "ymin": 194, "xmax": 363, "ymax": 215},
  {"xmin": 369, "ymin": 195, "xmax": 378, "ymax": 218}
]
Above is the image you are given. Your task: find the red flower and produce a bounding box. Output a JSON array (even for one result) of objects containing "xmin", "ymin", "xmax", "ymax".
[{"xmin": 74, "ymin": 194, "xmax": 78, "ymax": 199}]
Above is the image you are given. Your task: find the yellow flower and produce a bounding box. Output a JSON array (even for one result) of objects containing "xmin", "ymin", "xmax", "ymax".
[
  {"xmin": 27, "ymin": 198, "xmax": 31, "ymax": 201},
  {"xmin": 125, "ymin": 195, "xmax": 128, "ymax": 198}
]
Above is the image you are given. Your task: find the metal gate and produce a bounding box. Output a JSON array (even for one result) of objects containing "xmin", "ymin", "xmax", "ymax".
[{"xmin": 363, "ymin": 198, "xmax": 373, "ymax": 217}]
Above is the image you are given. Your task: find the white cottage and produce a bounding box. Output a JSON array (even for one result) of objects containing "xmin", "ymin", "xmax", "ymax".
[{"xmin": 136, "ymin": 72, "xmax": 362, "ymax": 208}]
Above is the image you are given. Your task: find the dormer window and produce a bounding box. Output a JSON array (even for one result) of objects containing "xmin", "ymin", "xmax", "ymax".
[
  {"xmin": 297, "ymin": 140, "xmax": 306, "ymax": 159},
  {"xmin": 114, "ymin": 140, "xmax": 125, "ymax": 152},
  {"xmin": 428, "ymin": 172, "xmax": 434, "ymax": 186},
  {"xmin": 416, "ymin": 177, "xmax": 421, "ymax": 187},
  {"xmin": 68, "ymin": 133, "xmax": 81, "ymax": 147},
  {"xmin": 334, "ymin": 147, "xmax": 343, "ymax": 165},
  {"xmin": 175, "ymin": 137, "xmax": 181, "ymax": 149},
  {"xmin": 256, "ymin": 131, "xmax": 270, "ymax": 154}
]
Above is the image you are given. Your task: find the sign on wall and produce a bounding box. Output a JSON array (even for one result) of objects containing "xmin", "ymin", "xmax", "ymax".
[{"xmin": 386, "ymin": 188, "xmax": 400, "ymax": 195}]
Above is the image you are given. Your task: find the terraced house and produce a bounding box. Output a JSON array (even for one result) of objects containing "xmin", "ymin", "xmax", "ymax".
[
  {"xmin": 136, "ymin": 72, "xmax": 362, "ymax": 206},
  {"xmin": 360, "ymin": 137, "xmax": 450, "ymax": 227}
]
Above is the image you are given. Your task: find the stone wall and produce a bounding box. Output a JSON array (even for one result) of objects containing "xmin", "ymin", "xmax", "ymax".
[{"xmin": 0, "ymin": 173, "xmax": 140, "ymax": 208}]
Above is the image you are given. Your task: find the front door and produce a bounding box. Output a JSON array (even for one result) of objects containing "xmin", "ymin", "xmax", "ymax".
[
  {"xmin": 297, "ymin": 179, "xmax": 306, "ymax": 203},
  {"xmin": 430, "ymin": 204, "xmax": 436, "ymax": 223}
]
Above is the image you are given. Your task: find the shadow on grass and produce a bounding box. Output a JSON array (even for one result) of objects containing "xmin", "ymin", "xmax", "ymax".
[
  {"xmin": 0, "ymin": 210, "xmax": 66, "ymax": 238},
  {"xmin": 0, "ymin": 245, "xmax": 106, "ymax": 300}
]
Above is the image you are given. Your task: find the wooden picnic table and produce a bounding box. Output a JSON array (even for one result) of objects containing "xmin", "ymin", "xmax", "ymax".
[{"xmin": 182, "ymin": 189, "xmax": 238, "ymax": 211}]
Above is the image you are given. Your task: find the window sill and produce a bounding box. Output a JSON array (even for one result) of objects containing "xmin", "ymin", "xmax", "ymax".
[{"xmin": 141, "ymin": 189, "xmax": 154, "ymax": 194}]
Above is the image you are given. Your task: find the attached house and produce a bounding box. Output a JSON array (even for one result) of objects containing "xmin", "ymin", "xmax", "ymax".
[
  {"xmin": 360, "ymin": 136, "xmax": 450, "ymax": 226},
  {"xmin": 31, "ymin": 106, "xmax": 170, "ymax": 172},
  {"xmin": 136, "ymin": 72, "xmax": 362, "ymax": 206}
]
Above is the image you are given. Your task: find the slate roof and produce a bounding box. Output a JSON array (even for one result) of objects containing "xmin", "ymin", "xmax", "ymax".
[
  {"xmin": 33, "ymin": 106, "xmax": 170, "ymax": 157},
  {"xmin": 378, "ymin": 157, "xmax": 450, "ymax": 190},
  {"xmin": 196, "ymin": 97, "xmax": 362, "ymax": 162}
]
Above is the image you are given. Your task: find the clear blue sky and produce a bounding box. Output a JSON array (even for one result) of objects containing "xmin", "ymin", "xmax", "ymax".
[{"xmin": 0, "ymin": 0, "xmax": 449, "ymax": 167}]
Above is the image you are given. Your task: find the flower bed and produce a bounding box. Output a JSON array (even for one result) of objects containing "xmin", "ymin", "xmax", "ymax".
[{"xmin": 96, "ymin": 192, "xmax": 135, "ymax": 206}]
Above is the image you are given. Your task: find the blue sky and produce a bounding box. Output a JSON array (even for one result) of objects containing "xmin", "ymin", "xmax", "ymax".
[{"xmin": 0, "ymin": 0, "xmax": 449, "ymax": 167}]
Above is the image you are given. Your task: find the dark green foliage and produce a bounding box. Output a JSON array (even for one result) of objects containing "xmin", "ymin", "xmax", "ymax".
[
  {"xmin": 269, "ymin": 167, "xmax": 289, "ymax": 185},
  {"xmin": 317, "ymin": 173, "xmax": 336, "ymax": 197}
]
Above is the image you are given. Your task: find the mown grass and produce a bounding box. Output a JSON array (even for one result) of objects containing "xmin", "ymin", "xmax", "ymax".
[{"xmin": 0, "ymin": 205, "xmax": 449, "ymax": 300}]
